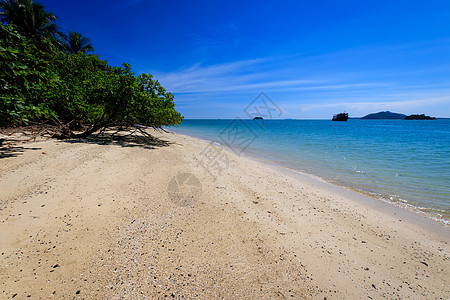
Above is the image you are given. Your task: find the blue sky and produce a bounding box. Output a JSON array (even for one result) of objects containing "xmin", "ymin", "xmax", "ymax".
[{"xmin": 41, "ymin": 0, "xmax": 450, "ymax": 118}]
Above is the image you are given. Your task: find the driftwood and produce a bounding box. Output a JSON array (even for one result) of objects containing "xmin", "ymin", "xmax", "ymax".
[{"xmin": 0, "ymin": 123, "xmax": 58, "ymax": 142}]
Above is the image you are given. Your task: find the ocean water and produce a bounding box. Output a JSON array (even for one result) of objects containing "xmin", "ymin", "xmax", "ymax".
[{"xmin": 171, "ymin": 119, "xmax": 450, "ymax": 223}]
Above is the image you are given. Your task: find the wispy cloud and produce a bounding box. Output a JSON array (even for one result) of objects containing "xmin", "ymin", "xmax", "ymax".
[
  {"xmin": 150, "ymin": 43, "xmax": 450, "ymax": 118},
  {"xmin": 155, "ymin": 57, "xmax": 387, "ymax": 94}
]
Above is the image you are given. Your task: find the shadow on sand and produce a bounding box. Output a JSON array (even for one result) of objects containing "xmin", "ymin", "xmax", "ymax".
[
  {"xmin": 0, "ymin": 131, "xmax": 174, "ymax": 159},
  {"xmin": 62, "ymin": 131, "xmax": 173, "ymax": 150},
  {"xmin": 0, "ymin": 138, "xmax": 42, "ymax": 159}
]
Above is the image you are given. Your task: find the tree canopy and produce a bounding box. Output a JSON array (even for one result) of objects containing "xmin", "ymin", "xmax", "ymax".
[
  {"xmin": 0, "ymin": 0, "xmax": 60, "ymax": 44},
  {"xmin": 0, "ymin": 0, "xmax": 183, "ymax": 137}
]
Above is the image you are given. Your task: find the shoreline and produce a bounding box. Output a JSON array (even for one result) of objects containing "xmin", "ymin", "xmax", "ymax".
[
  {"xmin": 175, "ymin": 130, "xmax": 449, "ymax": 240},
  {"xmin": 276, "ymin": 165, "xmax": 450, "ymax": 241},
  {"xmin": 1, "ymin": 130, "xmax": 449, "ymax": 298},
  {"xmin": 173, "ymin": 129, "xmax": 450, "ymax": 227}
]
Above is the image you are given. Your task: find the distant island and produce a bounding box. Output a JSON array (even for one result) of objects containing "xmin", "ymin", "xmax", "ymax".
[
  {"xmin": 253, "ymin": 117, "xmax": 264, "ymax": 120},
  {"xmin": 360, "ymin": 111, "xmax": 406, "ymax": 119},
  {"xmin": 358, "ymin": 111, "xmax": 436, "ymax": 120},
  {"xmin": 404, "ymin": 114, "xmax": 436, "ymax": 120}
]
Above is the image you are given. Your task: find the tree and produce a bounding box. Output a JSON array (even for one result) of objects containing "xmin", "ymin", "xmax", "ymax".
[
  {"xmin": 46, "ymin": 54, "xmax": 183, "ymax": 138},
  {"xmin": 60, "ymin": 30, "xmax": 94, "ymax": 54},
  {"xmin": 0, "ymin": 24, "xmax": 57, "ymax": 126},
  {"xmin": 0, "ymin": 2, "xmax": 183, "ymax": 136},
  {"xmin": 0, "ymin": 0, "xmax": 61, "ymax": 45}
]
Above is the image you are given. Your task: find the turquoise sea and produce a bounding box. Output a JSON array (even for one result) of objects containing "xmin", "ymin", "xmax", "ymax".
[{"xmin": 172, "ymin": 119, "xmax": 450, "ymax": 224}]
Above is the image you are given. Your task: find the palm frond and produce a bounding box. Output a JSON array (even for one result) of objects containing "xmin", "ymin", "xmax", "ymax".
[
  {"xmin": 0, "ymin": 0, "xmax": 61, "ymax": 41},
  {"xmin": 60, "ymin": 30, "xmax": 94, "ymax": 54}
]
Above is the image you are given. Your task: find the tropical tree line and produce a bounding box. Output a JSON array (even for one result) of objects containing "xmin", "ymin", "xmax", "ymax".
[{"xmin": 0, "ymin": 0, "xmax": 183, "ymax": 138}]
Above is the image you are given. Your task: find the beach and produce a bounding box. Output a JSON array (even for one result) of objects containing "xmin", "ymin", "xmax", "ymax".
[{"xmin": 1, "ymin": 131, "xmax": 449, "ymax": 299}]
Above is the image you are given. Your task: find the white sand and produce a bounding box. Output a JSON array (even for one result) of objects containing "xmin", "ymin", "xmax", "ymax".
[{"xmin": 0, "ymin": 131, "xmax": 449, "ymax": 299}]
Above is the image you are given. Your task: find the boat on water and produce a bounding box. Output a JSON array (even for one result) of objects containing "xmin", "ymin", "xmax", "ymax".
[{"xmin": 332, "ymin": 113, "xmax": 348, "ymax": 121}]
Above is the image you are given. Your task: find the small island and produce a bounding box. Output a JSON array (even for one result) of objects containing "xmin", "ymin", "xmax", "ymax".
[
  {"xmin": 361, "ymin": 111, "xmax": 406, "ymax": 119},
  {"xmin": 253, "ymin": 116, "xmax": 264, "ymax": 120},
  {"xmin": 404, "ymin": 114, "xmax": 436, "ymax": 120},
  {"xmin": 357, "ymin": 111, "xmax": 436, "ymax": 120}
]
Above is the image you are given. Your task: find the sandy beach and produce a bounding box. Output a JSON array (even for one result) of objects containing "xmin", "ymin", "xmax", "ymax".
[{"xmin": 1, "ymin": 130, "xmax": 449, "ymax": 299}]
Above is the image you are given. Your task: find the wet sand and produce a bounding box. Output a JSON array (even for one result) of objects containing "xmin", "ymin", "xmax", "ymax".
[{"xmin": 0, "ymin": 131, "xmax": 449, "ymax": 299}]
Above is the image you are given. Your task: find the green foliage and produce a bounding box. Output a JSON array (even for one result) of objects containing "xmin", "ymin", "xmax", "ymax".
[
  {"xmin": 46, "ymin": 55, "xmax": 183, "ymax": 131},
  {"xmin": 46, "ymin": 52, "xmax": 108, "ymax": 125},
  {"xmin": 0, "ymin": 0, "xmax": 183, "ymax": 134},
  {"xmin": 0, "ymin": 0, "xmax": 61, "ymax": 48},
  {"xmin": 136, "ymin": 73, "xmax": 183, "ymax": 127},
  {"xmin": 0, "ymin": 25, "xmax": 182, "ymax": 132},
  {"xmin": 0, "ymin": 24, "xmax": 57, "ymax": 126}
]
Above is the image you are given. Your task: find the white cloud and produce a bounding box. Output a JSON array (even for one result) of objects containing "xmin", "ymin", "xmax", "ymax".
[
  {"xmin": 153, "ymin": 57, "xmax": 390, "ymax": 94},
  {"xmin": 148, "ymin": 44, "xmax": 450, "ymax": 118}
]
